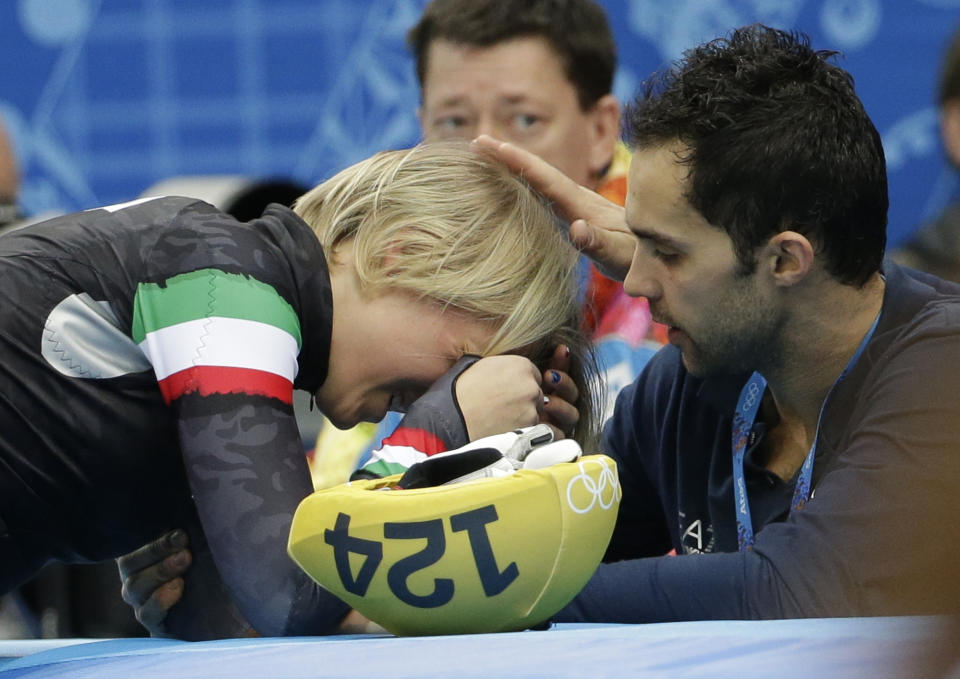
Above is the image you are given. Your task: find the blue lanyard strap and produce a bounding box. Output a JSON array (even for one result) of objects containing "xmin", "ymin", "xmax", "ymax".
[
  {"xmin": 731, "ymin": 311, "xmax": 881, "ymax": 551},
  {"xmin": 731, "ymin": 372, "xmax": 767, "ymax": 550}
]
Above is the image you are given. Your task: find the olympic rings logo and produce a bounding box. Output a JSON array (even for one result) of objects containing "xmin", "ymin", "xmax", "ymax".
[
  {"xmin": 566, "ymin": 458, "xmax": 621, "ymax": 514},
  {"xmin": 741, "ymin": 379, "xmax": 761, "ymax": 413}
]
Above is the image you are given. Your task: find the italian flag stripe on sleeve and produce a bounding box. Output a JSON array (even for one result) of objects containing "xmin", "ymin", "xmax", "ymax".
[
  {"xmin": 156, "ymin": 366, "xmax": 293, "ymax": 404},
  {"xmin": 132, "ymin": 269, "xmax": 301, "ymax": 345},
  {"xmin": 133, "ymin": 269, "xmax": 301, "ymax": 404}
]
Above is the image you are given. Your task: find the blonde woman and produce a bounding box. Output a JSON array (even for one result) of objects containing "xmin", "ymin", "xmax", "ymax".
[{"xmin": 0, "ymin": 143, "xmax": 595, "ymax": 638}]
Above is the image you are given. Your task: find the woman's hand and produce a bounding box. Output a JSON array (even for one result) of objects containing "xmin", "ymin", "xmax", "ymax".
[{"xmin": 456, "ymin": 351, "xmax": 579, "ymax": 441}]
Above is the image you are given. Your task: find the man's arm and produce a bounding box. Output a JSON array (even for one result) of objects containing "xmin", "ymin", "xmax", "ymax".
[
  {"xmin": 560, "ymin": 311, "xmax": 960, "ymax": 622},
  {"xmin": 556, "ymin": 551, "xmax": 787, "ymax": 623},
  {"xmin": 598, "ymin": 377, "xmax": 673, "ymax": 562}
]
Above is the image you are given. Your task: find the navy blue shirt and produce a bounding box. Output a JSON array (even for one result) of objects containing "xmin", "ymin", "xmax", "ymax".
[{"xmin": 559, "ymin": 263, "xmax": 960, "ymax": 622}]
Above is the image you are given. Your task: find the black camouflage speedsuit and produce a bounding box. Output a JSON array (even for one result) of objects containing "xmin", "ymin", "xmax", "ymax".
[{"xmin": 0, "ymin": 196, "xmax": 349, "ymax": 637}]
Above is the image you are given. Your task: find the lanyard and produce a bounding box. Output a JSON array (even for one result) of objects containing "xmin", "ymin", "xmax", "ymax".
[{"xmin": 731, "ymin": 312, "xmax": 881, "ymax": 551}]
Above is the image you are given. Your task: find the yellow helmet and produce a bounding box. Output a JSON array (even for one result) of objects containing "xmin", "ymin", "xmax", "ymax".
[{"xmin": 288, "ymin": 454, "xmax": 621, "ymax": 636}]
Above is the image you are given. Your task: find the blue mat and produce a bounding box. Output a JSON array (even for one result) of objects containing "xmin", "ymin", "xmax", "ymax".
[{"xmin": 1, "ymin": 617, "xmax": 957, "ymax": 678}]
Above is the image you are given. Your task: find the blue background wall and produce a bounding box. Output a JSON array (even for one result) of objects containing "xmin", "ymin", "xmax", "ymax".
[{"xmin": 1, "ymin": 0, "xmax": 959, "ymax": 246}]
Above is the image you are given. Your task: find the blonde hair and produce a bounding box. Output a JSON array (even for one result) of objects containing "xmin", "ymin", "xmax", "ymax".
[{"xmin": 294, "ymin": 142, "xmax": 600, "ymax": 447}]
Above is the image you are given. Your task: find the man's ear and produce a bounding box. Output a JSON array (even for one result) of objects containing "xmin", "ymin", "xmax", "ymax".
[
  {"xmin": 763, "ymin": 231, "xmax": 815, "ymax": 287},
  {"xmin": 586, "ymin": 94, "xmax": 621, "ymax": 179}
]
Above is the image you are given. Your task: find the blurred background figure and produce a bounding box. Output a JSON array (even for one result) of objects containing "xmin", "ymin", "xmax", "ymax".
[
  {"xmin": 891, "ymin": 25, "xmax": 960, "ymax": 282},
  {"xmin": 0, "ymin": 118, "xmax": 22, "ymax": 233},
  {"xmin": 139, "ymin": 176, "xmax": 308, "ymax": 223}
]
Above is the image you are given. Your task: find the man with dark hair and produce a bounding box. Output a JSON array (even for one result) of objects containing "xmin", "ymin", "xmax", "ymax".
[
  {"xmin": 626, "ymin": 28, "xmax": 887, "ymax": 288},
  {"xmin": 483, "ymin": 23, "xmax": 960, "ymax": 621},
  {"xmin": 892, "ymin": 26, "xmax": 960, "ymax": 282}
]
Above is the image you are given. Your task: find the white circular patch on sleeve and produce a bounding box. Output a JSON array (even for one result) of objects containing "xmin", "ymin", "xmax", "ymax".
[{"xmin": 42, "ymin": 292, "xmax": 151, "ymax": 378}]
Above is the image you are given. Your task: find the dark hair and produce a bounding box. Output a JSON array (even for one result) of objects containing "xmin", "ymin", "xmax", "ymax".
[
  {"xmin": 939, "ymin": 27, "xmax": 960, "ymax": 105},
  {"xmin": 407, "ymin": 0, "xmax": 616, "ymax": 110},
  {"xmin": 626, "ymin": 24, "xmax": 887, "ymax": 286}
]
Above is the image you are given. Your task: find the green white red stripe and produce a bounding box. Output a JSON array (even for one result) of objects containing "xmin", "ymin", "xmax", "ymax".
[
  {"xmin": 359, "ymin": 444, "xmax": 429, "ymax": 478},
  {"xmin": 132, "ymin": 268, "xmax": 301, "ymax": 404}
]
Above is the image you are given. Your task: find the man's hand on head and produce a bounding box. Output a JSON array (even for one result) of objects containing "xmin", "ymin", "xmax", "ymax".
[{"xmin": 473, "ymin": 135, "xmax": 635, "ymax": 281}]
